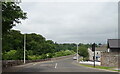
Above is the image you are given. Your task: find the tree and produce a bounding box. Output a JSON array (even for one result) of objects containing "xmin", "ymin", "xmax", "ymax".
[
  {"xmin": 46, "ymin": 40, "xmax": 54, "ymax": 44},
  {"xmin": 2, "ymin": 30, "xmax": 23, "ymax": 52},
  {"xmin": 78, "ymin": 45, "xmax": 89, "ymax": 59},
  {"xmin": 2, "ymin": 2, "xmax": 27, "ymax": 34}
]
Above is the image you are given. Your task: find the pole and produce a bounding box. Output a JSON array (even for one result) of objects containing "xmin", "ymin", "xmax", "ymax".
[
  {"xmin": 24, "ymin": 34, "xmax": 26, "ymax": 64},
  {"xmin": 77, "ymin": 44, "xmax": 78, "ymax": 62},
  {"xmin": 94, "ymin": 49, "xmax": 95, "ymax": 67},
  {"xmin": 92, "ymin": 43, "xmax": 95, "ymax": 67}
]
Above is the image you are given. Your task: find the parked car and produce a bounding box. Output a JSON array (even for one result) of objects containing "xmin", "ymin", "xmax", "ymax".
[{"xmin": 73, "ymin": 56, "xmax": 77, "ymax": 60}]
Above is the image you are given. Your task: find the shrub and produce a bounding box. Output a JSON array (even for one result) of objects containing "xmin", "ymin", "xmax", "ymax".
[
  {"xmin": 54, "ymin": 50, "xmax": 75, "ymax": 57},
  {"xmin": 3, "ymin": 50, "xmax": 17, "ymax": 60},
  {"xmin": 28, "ymin": 55, "xmax": 41, "ymax": 60}
]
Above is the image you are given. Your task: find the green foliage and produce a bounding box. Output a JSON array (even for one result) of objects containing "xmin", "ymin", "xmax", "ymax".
[
  {"xmin": 54, "ymin": 51, "xmax": 64, "ymax": 57},
  {"xmin": 26, "ymin": 33, "xmax": 55, "ymax": 55},
  {"xmin": 54, "ymin": 43, "xmax": 77, "ymax": 52},
  {"xmin": 2, "ymin": 30, "xmax": 23, "ymax": 53},
  {"xmin": 54, "ymin": 50, "xmax": 75, "ymax": 57},
  {"xmin": 40, "ymin": 54, "xmax": 47, "ymax": 59},
  {"xmin": 78, "ymin": 57, "xmax": 83, "ymax": 61},
  {"xmin": 27, "ymin": 50, "xmax": 33, "ymax": 56},
  {"xmin": 80, "ymin": 64, "xmax": 116, "ymax": 72},
  {"xmin": 15, "ymin": 49, "xmax": 24, "ymax": 60},
  {"xmin": 27, "ymin": 53, "xmax": 55, "ymax": 60},
  {"xmin": 46, "ymin": 53, "xmax": 54, "ymax": 58},
  {"xmin": 2, "ymin": 50, "xmax": 17, "ymax": 60},
  {"xmin": 83, "ymin": 57, "xmax": 89, "ymax": 61},
  {"xmin": 2, "ymin": 2, "xmax": 27, "ymax": 34},
  {"xmin": 28, "ymin": 55, "xmax": 41, "ymax": 60},
  {"xmin": 78, "ymin": 45, "xmax": 89, "ymax": 59},
  {"xmin": 2, "ymin": 30, "xmax": 90, "ymax": 60}
]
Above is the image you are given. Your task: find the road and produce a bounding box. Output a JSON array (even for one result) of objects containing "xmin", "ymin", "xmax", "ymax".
[{"xmin": 2, "ymin": 57, "xmax": 117, "ymax": 72}]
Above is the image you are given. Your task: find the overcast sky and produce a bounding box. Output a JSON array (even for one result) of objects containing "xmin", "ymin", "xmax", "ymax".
[{"xmin": 13, "ymin": 1, "xmax": 118, "ymax": 44}]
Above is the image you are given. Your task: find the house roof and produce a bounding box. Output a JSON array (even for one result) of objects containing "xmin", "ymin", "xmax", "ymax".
[
  {"xmin": 89, "ymin": 44, "xmax": 107, "ymax": 52},
  {"xmin": 108, "ymin": 39, "xmax": 120, "ymax": 48},
  {"xmin": 95, "ymin": 45, "xmax": 107, "ymax": 51}
]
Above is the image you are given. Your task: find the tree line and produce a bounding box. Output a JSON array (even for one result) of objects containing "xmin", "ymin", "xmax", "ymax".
[
  {"xmin": 2, "ymin": 30, "xmax": 92, "ymax": 60},
  {"xmin": 2, "ymin": 30, "xmax": 77, "ymax": 60}
]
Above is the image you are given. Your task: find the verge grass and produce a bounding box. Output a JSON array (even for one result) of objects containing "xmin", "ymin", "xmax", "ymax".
[{"xmin": 80, "ymin": 64, "xmax": 119, "ymax": 72}]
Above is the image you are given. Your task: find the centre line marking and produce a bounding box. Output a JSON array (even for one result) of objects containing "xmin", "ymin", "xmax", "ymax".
[{"xmin": 55, "ymin": 63, "xmax": 57, "ymax": 69}]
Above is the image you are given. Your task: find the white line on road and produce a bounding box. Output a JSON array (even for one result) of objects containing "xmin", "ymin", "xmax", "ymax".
[{"xmin": 55, "ymin": 63, "xmax": 57, "ymax": 69}]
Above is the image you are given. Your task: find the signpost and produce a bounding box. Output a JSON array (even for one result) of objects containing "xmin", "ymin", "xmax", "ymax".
[{"xmin": 92, "ymin": 43, "xmax": 95, "ymax": 67}]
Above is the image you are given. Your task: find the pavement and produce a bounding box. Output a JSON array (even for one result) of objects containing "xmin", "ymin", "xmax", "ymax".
[
  {"xmin": 2, "ymin": 57, "xmax": 119, "ymax": 72},
  {"xmin": 79, "ymin": 61, "xmax": 101, "ymax": 65}
]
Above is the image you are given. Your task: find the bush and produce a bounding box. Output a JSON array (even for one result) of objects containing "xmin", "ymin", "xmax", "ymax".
[
  {"xmin": 54, "ymin": 50, "xmax": 75, "ymax": 57},
  {"xmin": 46, "ymin": 53, "xmax": 54, "ymax": 58},
  {"xmin": 78, "ymin": 57, "xmax": 83, "ymax": 61},
  {"xmin": 3, "ymin": 50, "xmax": 17, "ymax": 60},
  {"xmin": 27, "ymin": 50, "xmax": 33, "ymax": 55},
  {"xmin": 28, "ymin": 55, "xmax": 41, "ymax": 60},
  {"xmin": 41, "ymin": 54, "xmax": 47, "ymax": 59},
  {"xmin": 28, "ymin": 53, "xmax": 54, "ymax": 60},
  {"xmin": 83, "ymin": 57, "xmax": 89, "ymax": 61}
]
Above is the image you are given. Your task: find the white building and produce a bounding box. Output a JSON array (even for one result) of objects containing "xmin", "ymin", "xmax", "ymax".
[{"xmin": 88, "ymin": 45, "xmax": 107, "ymax": 62}]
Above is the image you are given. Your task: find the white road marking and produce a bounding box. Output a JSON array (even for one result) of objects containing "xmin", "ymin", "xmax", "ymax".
[{"xmin": 55, "ymin": 63, "xmax": 57, "ymax": 69}]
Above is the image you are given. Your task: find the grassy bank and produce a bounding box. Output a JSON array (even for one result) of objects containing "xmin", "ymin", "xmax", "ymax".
[{"xmin": 80, "ymin": 64, "xmax": 120, "ymax": 72}]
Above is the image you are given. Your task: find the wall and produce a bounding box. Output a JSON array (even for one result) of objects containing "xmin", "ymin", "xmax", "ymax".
[
  {"xmin": 101, "ymin": 52, "xmax": 120, "ymax": 67},
  {"xmin": 110, "ymin": 48, "xmax": 120, "ymax": 52},
  {"xmin": 88, "ymin": 48, "xmax": 93, "ymax": 61},
  {"xmin": 2, "ymin": 55, "xmax": 74, "ymax": 69},
  {"xmin": 88, "ymin": 48, "xmax": 101, "ymax": 61}
]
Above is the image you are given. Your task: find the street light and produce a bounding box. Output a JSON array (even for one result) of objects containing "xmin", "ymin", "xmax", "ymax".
[
  {"xmin": 77, "ymin": 44, "xmax": 79, "ymax": 62},
  {"xmin": 24, "ymin": 34, "xmax": 26, "ymax": 64}
]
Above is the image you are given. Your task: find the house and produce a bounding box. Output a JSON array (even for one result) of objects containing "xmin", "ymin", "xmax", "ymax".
[
  {"xmin": 88, "ymin": 45, "xmax": 107, "ymax": 62},
  {"xmin": 107, "ymin": 39, "xmax": 120, "ymax": 52},
  {"xmin": 101, "ymin": 39, "xmax": 120, "ymax": 67}
]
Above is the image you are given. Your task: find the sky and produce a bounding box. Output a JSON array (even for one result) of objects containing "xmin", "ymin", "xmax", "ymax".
[{"xmin": 13, "ymin": 0, "xmax": 118, "ymax": 44}]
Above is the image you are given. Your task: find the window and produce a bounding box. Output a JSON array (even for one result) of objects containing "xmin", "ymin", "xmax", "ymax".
[{"xmin": 97, "ymin": 52, "xmax": 98, "ymax": 54}]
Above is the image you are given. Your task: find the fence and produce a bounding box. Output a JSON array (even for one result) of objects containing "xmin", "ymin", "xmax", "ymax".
[{"xmin": 101, "ymin": 52, "xmax": 120, "ymax": 67}]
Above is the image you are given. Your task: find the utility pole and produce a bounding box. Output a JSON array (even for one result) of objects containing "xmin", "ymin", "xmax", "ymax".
[
  {"xmin": 92, "ymin": 43, "xmax": 95, "ymax": 67},
  {"xmin": 24, "ymin": 34, "xmax": 26, "ymax": 64},
  {"xmin": 94, "ymin": 49, "xmax": 95, "ymax": 67},
  {"xmin": 77, "ymin": 44, "xmax": 79, "ymax": 62}
]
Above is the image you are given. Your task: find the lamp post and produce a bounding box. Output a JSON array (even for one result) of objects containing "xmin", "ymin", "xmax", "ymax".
[
  {"xmin": 77, "ymin": 44, "xmax": 79, "ymax": 62},
  {"xmin": 24, "ymin": 34, "xmax": 26, "ymax": 64}
]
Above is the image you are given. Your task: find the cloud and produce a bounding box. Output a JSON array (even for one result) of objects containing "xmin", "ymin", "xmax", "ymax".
[{"xmin": 13, "ymin": 2, "xmax": 118, "ymax": 44}]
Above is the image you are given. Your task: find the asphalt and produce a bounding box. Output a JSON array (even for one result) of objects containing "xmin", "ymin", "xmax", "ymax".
[{"xmin": 2, "ymin": 57, "xmax": 119, "ymax": 72}]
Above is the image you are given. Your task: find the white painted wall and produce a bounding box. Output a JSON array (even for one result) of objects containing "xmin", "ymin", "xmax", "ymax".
[{"xmin": 88, "ymin": 48, "xmax": 101, "ymax": 61}]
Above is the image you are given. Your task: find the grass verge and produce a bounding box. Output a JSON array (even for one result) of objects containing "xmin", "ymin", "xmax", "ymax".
[{"xmin": 80, "ymin": 64, "xmax": 120, "ymax": 72}]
